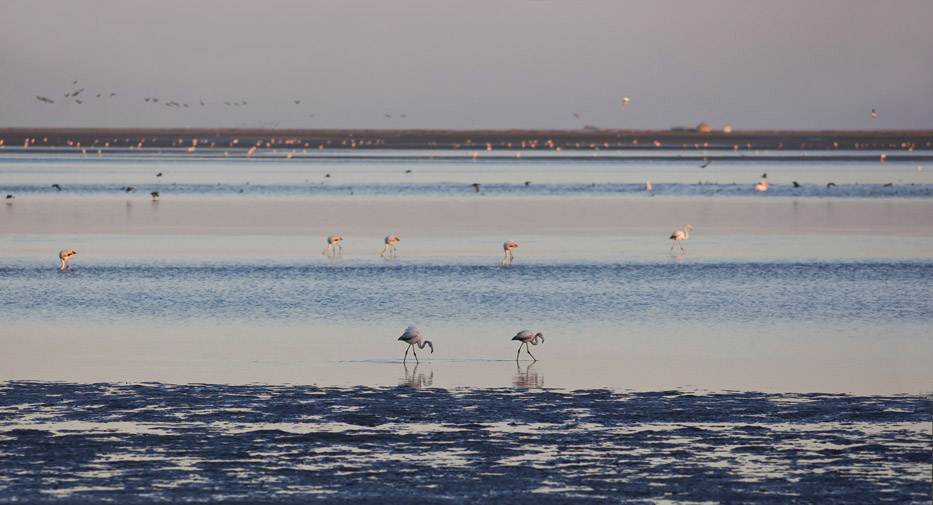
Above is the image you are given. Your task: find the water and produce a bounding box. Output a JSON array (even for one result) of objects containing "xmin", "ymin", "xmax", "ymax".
[
  {"xmin": 0, "ymin": 383, "xmax": 929, "ymax": 504},
  {"xmin": 2, "ymin": 147, "xmax": 932, "ymax": 503}
]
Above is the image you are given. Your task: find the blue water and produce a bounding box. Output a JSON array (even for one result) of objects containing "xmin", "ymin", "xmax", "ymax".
[
  {"xmin": 0, "ymin": 382, "xmax": 929, "ymax": 504},
  {"xmin": 2, "ymin": 260, "xmax": 932, "ymax": 328},
  {"xmin": 2, "ymin": 148, "xmax": 932, "ymax": 503}
]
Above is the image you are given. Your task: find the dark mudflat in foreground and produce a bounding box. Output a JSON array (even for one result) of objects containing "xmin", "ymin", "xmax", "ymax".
[{"xmin": 1, "ymin": 382, "xmax": 929, "ymax": 504}]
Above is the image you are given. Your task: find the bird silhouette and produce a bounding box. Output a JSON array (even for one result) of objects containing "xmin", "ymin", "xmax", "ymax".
[
  {"xmin": 669, "ymin": 224, "xmax": 693, "ymax": 254},
  {"xmin": 398, "ymin": 326, "xmax": 433, "ymax": 364},
  {"xmin": 381, "ymin": 235, "xmax": 400, "ymax": 258},
  {"xmin": 502, "ymin": 240, "xmax": 518, "ymax": 266},
  {"xmin": 51, "ymin": 184, "xmax": 62, "ymax": 191},
  {"xmin": 322, "ymin": 235, "xmax": 342, "ymax": 256},
  {"xmin": 512, "ymin": 330, "xmax": 545, "ymax": 361},
  {"xmin": 59, "ymin": 249, "xmax": 77, "ymax": 271}
]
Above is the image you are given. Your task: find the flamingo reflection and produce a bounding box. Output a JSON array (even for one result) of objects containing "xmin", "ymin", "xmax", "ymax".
[
  {"xmin": 399, "ymin": 363, "xmax": 434, "ymax": 389},
  {"xmin": 513, "ymin": 361, "xmax": 544, "ymax": 389}
]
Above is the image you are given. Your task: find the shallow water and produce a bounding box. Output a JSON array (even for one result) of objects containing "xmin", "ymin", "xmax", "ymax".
[
  {"xmin": 2, "ymin": 148, "xmax": 932, "ymax": 503},
  {"xmin": 0, "ymin": 383, "xmax": 930, "ymax": 504}
]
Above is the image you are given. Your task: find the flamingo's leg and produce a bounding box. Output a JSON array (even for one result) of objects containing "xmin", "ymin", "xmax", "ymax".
[
  {"xmin": 404, "ymin": 345, "xmax": 411, "ymax": 363},
  {"xmin": 381, "ymin": 244, "xmax": 388, "ymax": 257},
  {"xmin": 516, "ymin": 344, "xmax": 523, "ymax": 361},
  {"xmin": 525, "ymin": 343, "xmax": 537, "ymax": 361},
  {"xmin": 338, "ymin": 244, "xmax": 342, "ymax": 256},
  {"xmin": 412, "ymin": 347, "xmax": 419, "ymax": 364},
  {"xmin": 322, "ymin": 244, "xmax": 331, "ymax": 256},
  {"xmin": 670, "ymin": 243, "xmax": 675, "ymax": 254},
  {"xmin": 680, "ymin": 243, "xmax": 686, "ymax": 254}
]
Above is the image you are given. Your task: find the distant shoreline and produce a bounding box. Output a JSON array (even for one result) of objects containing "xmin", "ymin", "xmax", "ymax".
[{"xmin": 1, "ymin": 127, "xmax": 931, "ymax": 151}]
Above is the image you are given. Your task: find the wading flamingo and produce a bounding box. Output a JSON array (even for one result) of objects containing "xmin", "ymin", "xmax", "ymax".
[
  {"xmin": 381, "ymin": 235, "xmax": 400, "ymax": 257},
  {"xmin": 398, "ymin": 326, "xmax": 433, "ymax": 364},
  {"xmin": 322, "ymin": 235, "xmax": 342, "ymax": 256},
  {"xmin": 59, "ymin": 249, "xmax": 77, "ymax": 271},
  {"xmin": 669, "ymin": 224, "xmax": 692, "ymax": 254},
  {"xmin": 512, "ymin": 330, "xmax": 545, "ymax": 361},
  {"xmin": 502, "ymin": 240, "xmax": 518, "ymax": 266},
  {"xmin": 754, "ymin": 181, "xmax": 770, "ymax": 191}
]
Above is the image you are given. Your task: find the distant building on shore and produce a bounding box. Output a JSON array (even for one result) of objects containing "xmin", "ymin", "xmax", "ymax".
[{"xmin": 670, "ymin": 122, "xmax": 714, "ymax": 133}]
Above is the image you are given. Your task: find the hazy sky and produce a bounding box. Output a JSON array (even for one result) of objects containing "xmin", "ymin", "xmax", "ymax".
[{"xmin": 2, "ymin": 0, "xmax": 931, "ymax": 130}]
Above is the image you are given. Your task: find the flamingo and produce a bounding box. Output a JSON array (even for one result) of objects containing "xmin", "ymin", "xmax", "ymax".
[
  {"xmin": 502, "ymin": 240, "xmax": 518, "ymax": 266},
  {"xmin": 669, "ymin": 224, "xmax": 693, "ymax": 254},
  {"xmin": 59, "ymin": 249, "xmax": 77, "ymax": 271},
  {"xmin": 754, "ymin": 181, "xmax": 770, "ymax": 191},
  {"xmin": 398, "ymin": 326, "xmax": 433, "ymax": 364},
  {"xmin": 322, "ymin": 235, "xmax": 342, "ymax": 256},
  {"xmin": 381, "ymin": 235, "xmax": 400, "ymax": 257},
  {"xmin": 512, "ymin": 330, "xmax": 545, "ymax": 361}
]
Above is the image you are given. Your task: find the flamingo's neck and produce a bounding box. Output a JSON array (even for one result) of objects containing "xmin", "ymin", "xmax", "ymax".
[
  {"xmin": 418, "ymin": 340, "xmax": 434, "ymax": 353},
  {"xmin": 683, "ymin": 226, "xmax": 690, "ymax": 239},
  {"xmin": 531, "ymin": 335, "xmax": 544, "ymax": 345}
]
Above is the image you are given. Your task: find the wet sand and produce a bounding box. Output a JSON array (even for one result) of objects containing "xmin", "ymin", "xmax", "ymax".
[{"xmin": 4, "ymin": 196, "xmax": 931, "ymax": 239}]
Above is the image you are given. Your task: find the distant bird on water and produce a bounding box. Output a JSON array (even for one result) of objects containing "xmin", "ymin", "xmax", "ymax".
[
  {"xmin": 792, "ymin": 181, "xmax": 801, "ymax": 188},
  {"xmin": 754, "ymin": 181, "xmax": 770, "ymax": 191},
  {"xmin": 826, "ymin": 182, "xmax": 836, "ymax": 188},
  {"xmin": 669, "ymin": 224, "xmax": 692, "ymax": 254},
  {"xmin": 381, "ymin": 235, "xmax": 400, "ymax": 257},
  {"xmin": 398, "ymin": 326, "xmax": 433, "ymax": 364},
  {"xmin": 150, "ymin": 191, "xmax": 159, "ymax": 200},
  {"xmin": 59, "ymin": 249, "xmax": 76, "ymax": 271},
  {"xmin": 646, "ymin": 180, "xmax": 652, "ymax": 191},
  {"xmin": 156, "ymin": 172, "xmax": 163, "ymax": 177},
  {"xmin": 512, "ymin": 330, "xmax": 545, "ymax": 361},
  {"xmin": 502, "ymin": 240, "xmax": 518, "ymax": 266},
  {"xmin": 472, "ymin": 183, "xmax": 480, "ymax": 192},
  {"xmin": 52, "ymin": 184, "xmax": 62, "ymax": 191},
  {"xmin": 322, "ymin": 235, "xmax": 342, "ymax": 256},
  {"xmin": 123, "ymin": 186, "xmax": 136, "ymax": 193}
]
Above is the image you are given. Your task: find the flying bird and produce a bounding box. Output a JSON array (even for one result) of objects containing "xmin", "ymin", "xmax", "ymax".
[
  {"xmin": 669, "ymin": 224, "xmax": 693, "ymax": 254},
  {"xmin": 512, "ymin": 330, "xmax": 545, "ymax": 361},
  {"xmin": 59, "ymin": 249, "xmax": 77, "ymax": 271},
  {"xmin": 322, "ymin": 235, "xmax": 342, "ymax": 256},
  {"xmin": 502, "ymin": 240, "xmax": 518, "ymax": 266},
  {"xmin": 398, "ymin": 326, "xmax": 433, "ymax": 364},
  {"xmin": 381, "ymin": 235, "xmax": 400, "ymax": 258}
]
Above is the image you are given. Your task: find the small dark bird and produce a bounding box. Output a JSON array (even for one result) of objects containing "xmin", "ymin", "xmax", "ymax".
[
  {"xmin": 151, "ymin": 191, "xmax": 159, "ymax": 199},
  {"xmin": 871, "ymin": 108, "xmax": 877, "ymax": 118},
  {"xmin": 325, "ymin": 173, "xmax": 331, "ymax": 178},
  {"xmin": 792, "ymin": 181, "xmax": 800, "ymax": 188},
  {"xmin": 156, "ymin": 172, "xmax": 163, "ymax": 177},
  {"xmin": 405, "ymin": 169, "xmax": 412, "ymax": 173},
  {"xmin": 827, "ymin": 182, "xmax": 836, "ymax": 188},
  {"xmin": 524, "ymin": 181, "xmax": 531, "ymax": 186},
  {"xmin": 124, "ymin": 186, "xmax": 136, "ymax": 192},
  {"xmin": 699, "ymin": 160, "xmax": 711, "ymax": 168},
  {"xmin": 761, "ymin": 173, "xmax": 767, "ymax": 179},
  {"xmin": 294, "ymin": 100, "xmax": 301, "ymax": 104},
  {"xmin": 472, "ymin": 183, "xmax": 480, "ymax": 192},
  {"xmin": 5, "ymin": 194, "xmax": 13, "ymax": 199},
  {"xmin": 52, "ymin": 184, "xmax": 62, "ymax": 191},
  {"xmin": 883, "ymin": 183, "xmax": 893, "ymax": 187}
]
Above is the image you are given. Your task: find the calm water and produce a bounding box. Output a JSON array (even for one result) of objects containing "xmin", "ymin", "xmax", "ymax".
[{"xmin": 1, "ymin": 149, "xmax": 932, "ymax": 503}]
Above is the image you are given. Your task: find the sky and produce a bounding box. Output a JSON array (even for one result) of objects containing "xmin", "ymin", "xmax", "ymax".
[{"xmin": 1, "ymin": 0, "xmax": 931, "ymax": 130}]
